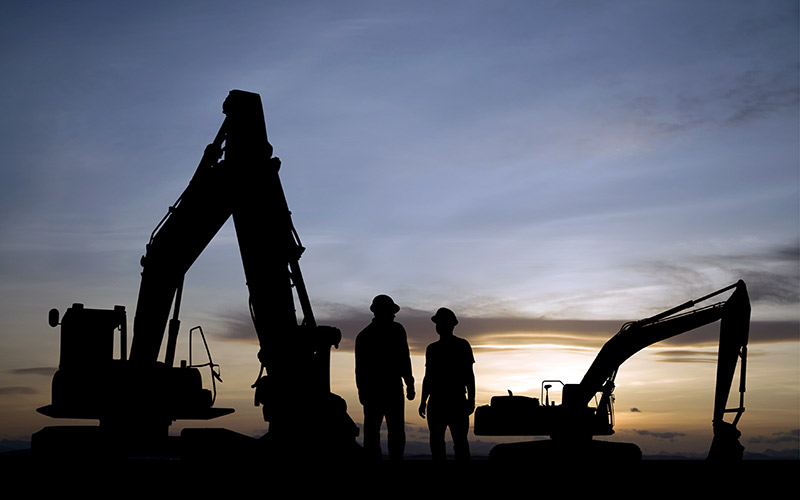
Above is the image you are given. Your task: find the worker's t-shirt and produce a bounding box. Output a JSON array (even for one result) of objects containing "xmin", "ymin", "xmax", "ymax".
[
  {"xmin": 423, "ymin": 336, "xmax": 474, "ymax": 401},
  {"xmin": 355, "ymin": 318, "xmax": 413, "ymax": 402}
]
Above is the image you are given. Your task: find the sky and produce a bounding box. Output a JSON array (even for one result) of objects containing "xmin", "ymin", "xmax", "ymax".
[{"xmin": 0, "ymin": 1, "xmax": 798, "ymax": 458}]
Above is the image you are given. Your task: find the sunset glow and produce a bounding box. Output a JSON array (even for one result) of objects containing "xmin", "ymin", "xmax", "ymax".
[{"xmin": 1, "ymin": 1, "xmax": 797, "ymax": 459}]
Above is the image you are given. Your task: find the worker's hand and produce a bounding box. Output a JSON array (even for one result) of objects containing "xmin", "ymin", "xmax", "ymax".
[
  {"xmin": 406, "ymin": 386, "xmax": 416, "ymax": 401},
  {"xmin": 418, "ymin": 401, "xmax": 426, "ymax": 419},
  {"xmin": 466, "ymin": 398, "xmax": 475, "ymax": 416}
]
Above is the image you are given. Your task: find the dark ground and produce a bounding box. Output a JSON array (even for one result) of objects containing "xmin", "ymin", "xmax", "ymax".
[{"xmin": 2, "ymin": 453, "xmax": 795, "ymax": 496}]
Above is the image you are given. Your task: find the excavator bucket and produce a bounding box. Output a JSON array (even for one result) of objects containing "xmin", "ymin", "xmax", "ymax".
[{"xmin": 707, "ymin": 281, "xmax": 750, "ymax": 460}]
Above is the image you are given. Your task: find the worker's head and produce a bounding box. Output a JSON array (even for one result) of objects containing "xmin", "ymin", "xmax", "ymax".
[
  {"xmin": 370, "ymin": 294, "xmax": 400, "ymax": 317},
  {"xmin": 431, "ymin": 307, "xmax": 458, "ymax": 335}
]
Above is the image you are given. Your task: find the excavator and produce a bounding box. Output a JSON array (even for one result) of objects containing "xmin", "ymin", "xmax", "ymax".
[
  {"xmin": 473, "ymin": 280, "xmax": 751, "ymax": 461},
  {"xmin": 32, "ymin": 90, "xmax": 360, "ymax": 460}
]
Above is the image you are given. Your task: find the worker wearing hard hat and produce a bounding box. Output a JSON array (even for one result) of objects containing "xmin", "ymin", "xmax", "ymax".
[
  {"xmin": 355, "ymin": 294, "xmax": 415, "ymax": 460},
  {"xmin": 418, "ymin": 307, "xmax": 475, "ymax": 461}
]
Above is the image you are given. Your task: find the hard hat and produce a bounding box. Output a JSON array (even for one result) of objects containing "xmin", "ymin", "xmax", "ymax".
[
  {"xmin": 370, "ymin": 294, "xmax": 400, "ymax": 314},
  {"xmin": 431, "ymin": 307, "xmax": 458, "ymax": 326}
]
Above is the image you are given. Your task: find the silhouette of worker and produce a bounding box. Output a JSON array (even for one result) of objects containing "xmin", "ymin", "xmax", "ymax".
[
  {"xmin": 418, "ymin": 307, "xmax": 475, "ymax": 461},
  {"xmin": 355, "ymin": 295, "xmax": 415, "ymax": 460}
]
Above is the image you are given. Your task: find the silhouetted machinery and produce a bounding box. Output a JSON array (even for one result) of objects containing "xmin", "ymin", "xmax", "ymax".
[
  {"xmin": 33, "ymin": 90, "xmax": 360, "ymax": 460},
  {"xmin": 474, "ymin": 281, "xmax": 751, "ymax": 461}
]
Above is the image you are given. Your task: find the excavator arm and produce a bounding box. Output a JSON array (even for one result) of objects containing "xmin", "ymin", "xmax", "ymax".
[
  {"xmin": 575, "ymin": 281, "xmax": 749, "ymax": 419},
  {"xmin": 577, "ymin": 281, "xmax": 749, "ymax": 403}
]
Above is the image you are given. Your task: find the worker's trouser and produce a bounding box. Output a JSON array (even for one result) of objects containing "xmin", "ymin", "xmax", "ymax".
[
  {"xmin": 362, "ymin": 393, "xmax": 406, "ymax": 460},
  {"xmin": 427, "ymin": 396, "xmax": 470, "ymax": 461}
]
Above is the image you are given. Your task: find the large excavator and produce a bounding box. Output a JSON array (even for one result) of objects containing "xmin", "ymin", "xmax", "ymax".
[
  {"xmin": 473, "ymin": 280, "xmax": 751, "ymax": 461},
  {"xmin": 33, "ymin": 90, "xmax": 360, "ymax": 460}
]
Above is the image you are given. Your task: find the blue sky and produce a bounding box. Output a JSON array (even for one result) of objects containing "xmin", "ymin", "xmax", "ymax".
[{"xmin": 1, "ymin": 1, "xmax": 797, "ymax": 456}]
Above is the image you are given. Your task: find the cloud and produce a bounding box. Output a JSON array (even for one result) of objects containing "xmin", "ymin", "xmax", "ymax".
[
  {"xmin": 0, "ymin": 387, "xmax": 37, "ymax": 396},
  {"xmin": 614, "ymin": 3, "xmax": 799, "ymax": 137},
  {"xmin": 650, "ymin": 349, "xmax": 725, "ymax": 364},
  {"xmin": 703, "ymin": 243, "xmax": 800, "ymax": 306},
  {"xmin": 746, "ymin": 429, "xmax": 799, "ymax": 445},
  {"xmin": 633, "ymin": 429, "xmax": 686, "ymax": 441},
  {"xmin": 625, "ymin": 66, "xmax": 800, "ymax": 135},
  {"xmin": 9, "ymin": 367, "xmax": 56, "ymax": 377},
  {"xmin": 724, "ymin": 68, "xmax": 800, "ymax": 125},
  {"xmin": 633, "ymin": 242, "xmax": 800, "ymax": 312},
  {"xmin": 218, "ymin": 300, "xmax": 798, "ymax": 355},
  {"xmin": 219, "ymin": 300, "xmax": 640, "ymax": 354}
]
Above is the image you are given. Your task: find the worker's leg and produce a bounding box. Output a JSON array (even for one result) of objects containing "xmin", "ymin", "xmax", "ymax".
[
  {"xmin": 427, "ymin": 400, "xmax": 447, "ymax": 461},
  {"xmin": 362, "ymin": 402, "xmax": 384, "ymax": 460},
  {"xmin": 385, "ymin": 392, "xmax": 406, "ymax": 460},
  {"xmin": 450, "ymin": 407, "xmax": 471, "ymax": 461}
]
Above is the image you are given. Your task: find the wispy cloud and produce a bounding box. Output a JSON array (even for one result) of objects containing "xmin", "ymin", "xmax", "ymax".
[
  {"xmin": 9, "ymin": 367, "xmax": 55, "ymax": 377},
  {"xmin": 650, "ymin": 350, "xmax": 720, "ymax": 364},
  {"xmin": 633, "ymin": 242, "xmax": 800, "ymax": 312},
  {"xmin": 633, "ymin": 429, "xmax": 687, "ymax": 441},
  {"xmin": 620, "ymin": 66, "xmax": 799, "ymax": 137},
  {"xmin": 0, "ymin": 387, "xmax": 37, "ymax": 396},
  {"xmin": 747, "ymin": 428, "xmax": 799, "ymax": 445},
  {"xmin": 218, "ymin": 301, "xmax": 798, "ymax": 354},
  {"xmin": 724, "ymin": 68, "xmax": 800, "ymax": 125}
]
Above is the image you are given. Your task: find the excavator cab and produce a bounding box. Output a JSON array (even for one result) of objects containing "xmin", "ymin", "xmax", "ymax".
[
  {"xmin": 43, "ymin": 304, "xmax": 131, "ymax": 416},
  {"xmin": 35, "ymin": 303, "xmax": 231, "ymax": 457}
]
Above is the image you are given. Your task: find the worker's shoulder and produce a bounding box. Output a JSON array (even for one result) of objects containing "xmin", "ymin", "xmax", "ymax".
[
  {"xmin": 357, "ymin": 319, "xmax": 405, "ymax": 337},
  {"xmin": 428, "ymin": 335, "xmax": 472, "ymax": 351},
  {"xmin": 450, "ymin": 335, "xmax": 473, "ymax": 349}
]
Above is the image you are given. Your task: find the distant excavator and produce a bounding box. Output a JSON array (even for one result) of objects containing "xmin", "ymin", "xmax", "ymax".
[
  {"xmin": 33, "ymin": 90, "xmax": 361, "ymax": 460},
  {"xmin": 474, "ymin": 280, "xmax": 751, "ymax": 461}
]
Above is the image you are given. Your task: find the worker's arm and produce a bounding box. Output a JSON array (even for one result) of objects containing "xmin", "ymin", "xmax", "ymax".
[
  {"xmin": 418, "ymin": 347, "xmax": 429, "ymax": 418},
  {"xmin": 418, "ymin": 375, "xmax": 429, "ymax": 418},
  {"xmin": 399, "ymin": 324, "xmax": 415, "ymax": 400},
  {"xmin": 466, "ymin": 340, "xmax": 476, "ymax": 415},
  {"xmin": 466, "ymin": 366, "xmax": 476, "ymax": 415}
]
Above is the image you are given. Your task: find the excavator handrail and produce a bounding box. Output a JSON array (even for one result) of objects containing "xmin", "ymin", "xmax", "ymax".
[
  {"xmin": 618, "ymin": 300, "xmax": 726, "ymax": 334},
  {"xmin": 189, "ymin": 325, "xmax": 222, "ymax": 405},
  {"xmin": 628, "ymin": 281, "xmax": 741, "ymax": 329}
]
